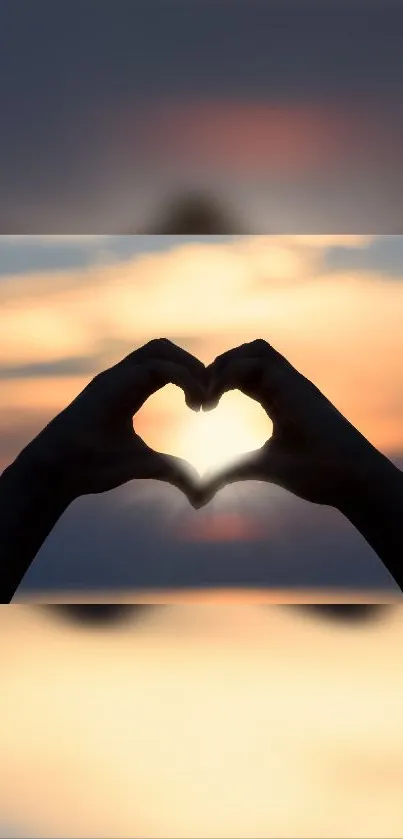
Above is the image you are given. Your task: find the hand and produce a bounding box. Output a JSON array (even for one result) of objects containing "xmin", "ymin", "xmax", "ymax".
[
  {"xmin": 200, "ymin": 340, "xmax": 382, "ymax": 509},
  {"xmin": 20, "ymin": 339, "xmax": 207, "ymax": 506}
]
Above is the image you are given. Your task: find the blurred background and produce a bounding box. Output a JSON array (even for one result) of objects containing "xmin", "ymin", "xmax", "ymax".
[
  {"xmin": 1, "ymin": 0, "xmax": 403, "ymax": 233},
  {"xmin": 1, "ymin": 603, "xmax": 402, "ymax": 838}
]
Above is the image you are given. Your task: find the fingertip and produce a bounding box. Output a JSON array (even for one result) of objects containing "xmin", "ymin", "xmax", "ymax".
[
  {"xmin": 184, "ymin": 381, "xmax": 209, "ymax": 412},
  {"xmin": 188, "ymin": 494, "xmax": 207, "ymax": 510},
  {"xmin": 202, "ymin": 396, "xmax": 220, "ymax": 412},
  {"xmin": 185, "ymin": 394, "xmax": 204, "ymax": 412},
  {"xmin": 188, "ymin": 487, "xmax": 213, "ymax": 509},
  {"xmin": 204, "ymin": 375, "xmax": 224, "ymax": 409}
]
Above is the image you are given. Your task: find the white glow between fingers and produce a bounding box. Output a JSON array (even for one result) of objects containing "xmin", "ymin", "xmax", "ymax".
[{"xmin": 178, "ymin": 394, "xmax": 269, "ymax": 476}]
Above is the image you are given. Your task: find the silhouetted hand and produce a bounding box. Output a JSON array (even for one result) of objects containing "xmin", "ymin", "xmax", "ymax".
[
  {"xmin": 22, "ymin": 339, "xmax": 207, "ymax": 505},
  {"xmin": 200, "ymin": 339, "xmax": 385, "ymax": 508}
]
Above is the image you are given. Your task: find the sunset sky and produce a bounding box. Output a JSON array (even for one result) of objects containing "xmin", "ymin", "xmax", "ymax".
[
  {"xmin": 1, "ymin": 234, "xmax": 403, "ymax": 593},
  {"xmin": 1, "ymin": 0, "xmax": 403, "ymax": 232}
]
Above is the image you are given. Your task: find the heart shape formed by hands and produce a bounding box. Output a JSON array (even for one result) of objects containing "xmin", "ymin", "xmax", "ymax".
[
  {"xmin": 35, "ymin": 337, "xmax": 370, "ymax": 515},
  {"xmin": 7, "ymin": 336, "xmax": 401, "ymax": 606}
]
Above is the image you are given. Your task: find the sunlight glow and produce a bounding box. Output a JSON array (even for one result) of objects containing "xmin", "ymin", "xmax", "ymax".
[{"xmin": 178, "ymin": 392, "xmax": 270, "ymax": 476}]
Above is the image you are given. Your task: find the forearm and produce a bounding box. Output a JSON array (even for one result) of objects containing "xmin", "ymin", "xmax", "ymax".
[
  {"xmin": 0, "ymin": 448, "xmax": 74, "ymax": 602},
  {"xmin": 336, "ymin": 450, "xmax": 403, "ymax": 591}
]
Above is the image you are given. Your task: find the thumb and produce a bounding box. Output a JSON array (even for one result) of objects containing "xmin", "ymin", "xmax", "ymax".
[
  {"xmin": 142, "ymin": 447, "xmax": 204, "ymax": 507},
  {"xmin": 197, "ymin": 446, "xmax": 268, "ymax": 506}
]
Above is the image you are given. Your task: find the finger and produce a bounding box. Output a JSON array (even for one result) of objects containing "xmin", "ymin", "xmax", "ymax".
[
  {"xmin": 197, "ymin": 440, "xmax": 288, "ymax": 505},
  {"xmin": 205, "ymin": 340, "xmax": 290, "ymax": 409},
  {"xmin": 143, "ymin": 449, "xmax": 203, "ymax": 507},
  {"xmin": 137, "ymin": 360, "xmax": 207, "ymax": 410},
  {"xmin": 103, "ymin": 359, "xmax": 208, "ymax": 415},
  {"xmin": 206, "ymin": 339, "xmax": 274, "ymax": 385},
  {"xmin": 197, "ymin": 447, "xmax": 267, "ymax": 504},
  {"xmin": 207, "ymin": 358, "xmax": 264, "ymax": 406},
  {"xmin": 123, "ymin": 338, "xmax": 207, "ymax": 385},
  {"xmin": 204, "ymin": 358, "xmax": 289, "ymax": 425}
]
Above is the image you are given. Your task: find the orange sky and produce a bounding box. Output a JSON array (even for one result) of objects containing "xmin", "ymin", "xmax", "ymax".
[{"xmin": 1, "ymin": 235, "xmax": 403, "ymax": 475}]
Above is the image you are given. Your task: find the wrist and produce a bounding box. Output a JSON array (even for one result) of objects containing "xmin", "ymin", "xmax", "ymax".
[
  {"xmin": 335, "ymin": 446, "xmax": 402, "ymax": 517},
  {"xmin": 10, "ymin": 441, "xmax": 77, "ymax": 507},
  {"xmin": 0, "ymin": 442, "xmax": 76, "ymax": 603}
]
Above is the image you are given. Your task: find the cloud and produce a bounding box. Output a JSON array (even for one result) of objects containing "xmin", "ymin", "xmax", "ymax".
[
  {"xmin": 0, "ymin": 357, "xmax": 97, "ymax": 380},
  {"xmin": 0, "ymin": 236, "xmax": 196, "ymax": 293},
  {"xmin": 0, "ymin": 238, "xmax": 108, "ymax": 277},
  {"xmin": 325, "ymin": 236, "xmax": 403, "ymax": 278},
  {"xmin": 0, "ymin": 235, "xmax": 383, "ymax": 375}
]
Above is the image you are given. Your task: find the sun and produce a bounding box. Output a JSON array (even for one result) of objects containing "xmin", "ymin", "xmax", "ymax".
[{"xmin": 178, "ymin": 391, "xmax": 270, "ymax": 476}]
